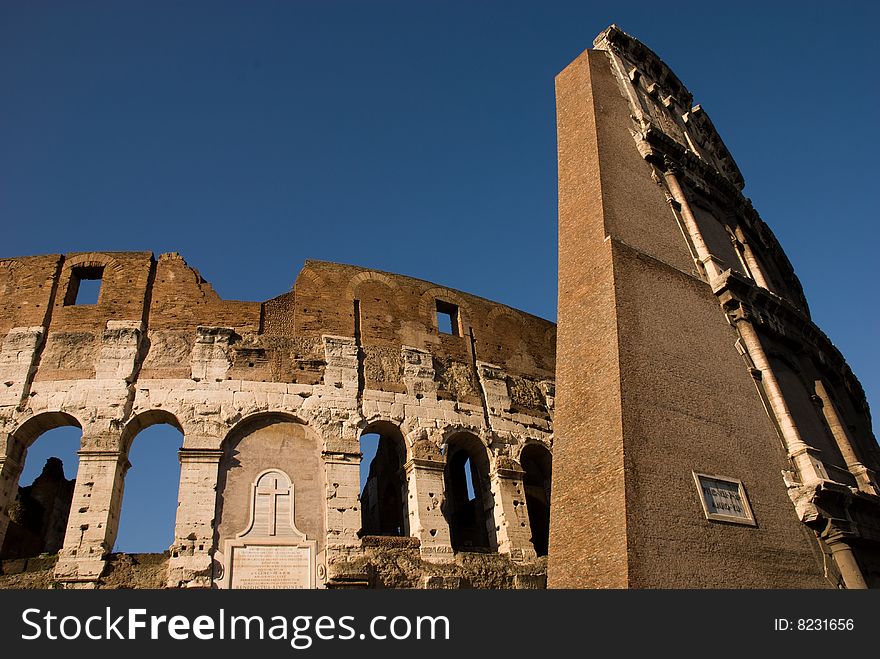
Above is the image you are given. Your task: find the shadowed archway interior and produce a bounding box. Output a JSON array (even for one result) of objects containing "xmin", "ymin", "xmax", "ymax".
[{"xmin": 359, "ymin": 423, "xmax": 408, "ymax": 537}]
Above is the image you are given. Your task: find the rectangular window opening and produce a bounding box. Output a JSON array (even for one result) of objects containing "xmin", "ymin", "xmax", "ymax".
[
  {"xmin": 64, "ymin": 266, "xmax": 104, "ymax": 306},
  {"xmin": 436, "ymin": 300, "xmax": 459, "ymax": 336}
]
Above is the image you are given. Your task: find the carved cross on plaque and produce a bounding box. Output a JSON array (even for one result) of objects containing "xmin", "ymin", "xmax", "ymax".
[
  {"xmin": 243, "ymin": 469, "xmax": 300, "ymax": 539},
  {"xmin": 223, "ymin": 468, "xmax": 317, "ymax": 589},
  {"xmin": 256, "ymin": 474, "xmax": 287, "ymax": 536}
]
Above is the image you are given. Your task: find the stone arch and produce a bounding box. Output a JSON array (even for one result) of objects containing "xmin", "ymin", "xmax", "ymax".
[
  {"xmin": 1, "ymin": 411, "xmax": 83, "ymax": 560},
  {"xmin": 346, "ymin": 270, "xmax": 401, "ymax": 301},
  {"xmin": 8, "ymin": 411, "xmax": 83, "ymax": 458},
  {"xmin": 513, "ymin": 438, "xmax": 552, "ymax": 463},
  {"xmin": 486, "ymin": 306, "xmax": 521, "ymax": 326},
  {"xmin": 293, "ymin": 265, "xmax": 329, "ymax": 296},
  {"xmin": 519, "ymin": 442, "xmax": 552, "ymax": 557},
  {"xmin": 115, "ymin": 409, "xmax": 185, "ymax": 553},
  {"xmin": 358, "ymin": 421, "xmax": 408, "ymax": 537},
  {"xmin": 62, "ymin": 252, "xmax": 125, "ymax": 274},
  {"xmin": 349, "ymin": 272, "xmax": 402, "ymax": 345},
  {"xmin": 439, "ymin": 424, "xmax": 487, "ymax": 449},
  {"xmin": 120, "ymin": 409, "xmax": 184, "ymax": 455},
  {"xmin": 213, "ymin": 412, "xmax": 325, "ymax": 569},
  {"xmin": 442, "ymin": 431, "xmax": 495, "ymax": 552},
  {"xmin": 224, "ymin": 411, "xmax": 311, "ymax": 444},
  {"xmin": 56, "ymin": 253, "xmax": 125, "ymax": 307}
]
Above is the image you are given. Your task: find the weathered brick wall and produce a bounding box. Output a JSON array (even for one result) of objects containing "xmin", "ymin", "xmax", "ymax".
[{"xmin": 0, "ymin": 255, "xmax": 59, "ymax": 334}]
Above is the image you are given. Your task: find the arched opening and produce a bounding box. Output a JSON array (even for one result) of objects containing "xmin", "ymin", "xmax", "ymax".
[
  {"xmin": 1, "ymin": 413, "xmax": 82, "ymax": 560},
  {"xmin": 444, "ymin": 433, "xmax": 494, "ymax": 552},
  {"xmin": 359, "ymin": 423, "xmax": 407, "ymax": 537},
  {"xmin": 115, "ymin": 412, "xmax": 184, "ymax": 553},
  {"xmin": 520, "ymin": 443, "xmax": 552, "ymax": 557},
  {"xmin": 214, "ymin": 413, "xmax": 324, "ymax": 562}
]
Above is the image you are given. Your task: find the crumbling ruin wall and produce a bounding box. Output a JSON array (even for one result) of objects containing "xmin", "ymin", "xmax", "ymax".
[{"xmin": 0, "ymin": 252, "xmax": 555, "ymax": 589}]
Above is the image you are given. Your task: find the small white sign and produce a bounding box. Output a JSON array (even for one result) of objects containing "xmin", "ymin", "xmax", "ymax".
[{"xmin": 693, "ymin": 472, "xmax": 756, "ymax": 526}]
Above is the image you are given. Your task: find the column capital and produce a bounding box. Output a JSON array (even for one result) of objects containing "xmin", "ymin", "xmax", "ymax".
[
  {"xmin": 0, "ymin": 453, "xmax": 22, "ymax": 472},
  {"xmin": 178, "ymin": 447, "xmax": 224, "ymax": 464},
  {"xmin": 76, "ymin": 449, "xmax": 125, "ymax": 461},
  {"xmin": 404, "ymin": 458, "xmax": 445, "ymax": 474},
  {"xmin": 321, "ymin": 450, "xmax": 360, "ymax": 464},
  {"xmin": 494, "ymin": 466, "xmax": 525, "ymax": 480}
]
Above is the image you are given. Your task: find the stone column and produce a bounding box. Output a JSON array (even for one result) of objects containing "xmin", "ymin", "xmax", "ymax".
[
  {"xmin": 735, "ymin": 321, "xmax": 828, "ymax": 485},
  {"xmin": 167, "ymin": 447, "xmax": 223, "ymax": 588},
  {"xmin": 822, "ymin": 527, "xmax": 868, "ymax": 590},
  {"xmin": 662, "ymin": 167, "xmax": 726, "ymax": 286},
  {"xmin": 54, "ymin": 444, "xmax": 127, "ymax": 585},
  {"xmin": 405, "ymin": 458, "xmax": 454, "ymax": 563},
  {"xmin": 814, "ymin": 380, "xmax": 878, "ymax": 495},
  {"xmin": 322, "ymin": 450, "xmax": 361, "ymax": 553},
  {"xmin": 491, "ymin": 463, "xmax": 536, "ymax": 561},
  {"xmin": 738, "ymin": 240, "xmax": 773, "ymax": 291}
]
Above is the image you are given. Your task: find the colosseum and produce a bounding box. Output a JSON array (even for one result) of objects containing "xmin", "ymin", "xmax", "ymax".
[{"xmin": 1, "ymin": 25, "xmax": 878, "ymax": 589}]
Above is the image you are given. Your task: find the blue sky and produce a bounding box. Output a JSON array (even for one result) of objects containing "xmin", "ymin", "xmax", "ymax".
[{"xmin": 3, "ymin": 1, "xmax": 877, "ymax": 552}]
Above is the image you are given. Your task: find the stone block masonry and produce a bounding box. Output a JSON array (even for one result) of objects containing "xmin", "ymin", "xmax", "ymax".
[{"xmin": 0, "ymin": 253, "xmax": 555, "ymax": 588}]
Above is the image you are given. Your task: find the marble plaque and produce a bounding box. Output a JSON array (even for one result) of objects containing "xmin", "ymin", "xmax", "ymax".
[
  {"xmin": 222, "ymin": 468, "xmax": 318, "ymax": 589},
  {"xmin": 693, "ymin": 472, "xmax": 756, "ymax": 525},
  {"xmin": 230, "ymin": 543, "xmax": 313, "ymax": 589}
]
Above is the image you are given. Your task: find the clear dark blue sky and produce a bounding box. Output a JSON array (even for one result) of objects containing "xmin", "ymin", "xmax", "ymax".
[{"xmin": 3, "ymin": 1, "xmax": 877, "ymax": 552}]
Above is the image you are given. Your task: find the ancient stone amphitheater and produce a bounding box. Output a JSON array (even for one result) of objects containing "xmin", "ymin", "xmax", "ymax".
[{"xmin": 2, "ymin": 25, "xmax": 879, "ymax": 589}]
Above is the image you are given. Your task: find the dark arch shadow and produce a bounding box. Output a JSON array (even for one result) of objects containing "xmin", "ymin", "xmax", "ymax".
[
  {"xmin": 443, "ymin": 432, "xmax": 494, "ymax": 552},
  {"xmin": 359, "ymin": 421, "xmax": 408, "ymax": 537},
  {"xmin": 520, "ymin": 443, "xmax": 552, "ymax": 557}
]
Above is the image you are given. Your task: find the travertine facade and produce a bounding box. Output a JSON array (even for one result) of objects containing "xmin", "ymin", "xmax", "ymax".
[
  {"xmin": 550, "ymin": 25, "xmax": 880, "ymax": 588},
  {"xmin": 0, "ymin": 256, "xmax": 555, "ymax": 588}
]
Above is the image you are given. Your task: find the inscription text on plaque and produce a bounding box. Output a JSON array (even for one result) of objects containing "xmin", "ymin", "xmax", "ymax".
[{"xmin": 692, "ymin": 472, "xmax": 756, "ymax": 526}]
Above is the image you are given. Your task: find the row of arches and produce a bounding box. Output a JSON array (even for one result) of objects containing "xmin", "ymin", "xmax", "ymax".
[
  {"xmin": 358, "ymin": 423, "xmax": 552, "ymax": 556},
  {"xmin": 1, "ymin": 415, "xmax": 183, "ymax": 560},
  {"xmin": 1, "ymin": 411, "xmax": 552, "ymax": 565}
]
